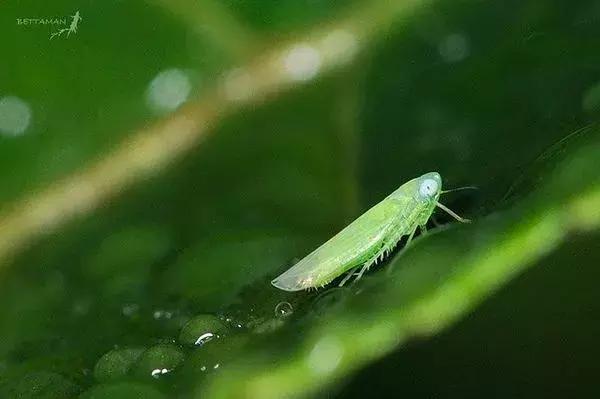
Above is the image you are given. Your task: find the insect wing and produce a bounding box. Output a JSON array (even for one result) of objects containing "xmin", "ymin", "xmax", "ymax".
[{"xmin": 271, "ymin": 197, "xmax": 406, "ymax": 291}]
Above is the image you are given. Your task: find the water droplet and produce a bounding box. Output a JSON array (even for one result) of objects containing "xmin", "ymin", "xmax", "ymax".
[
  {"xmin": 194, "ymin": 332, "xmax": 215, "ymax": 346},
  {"xmin": 438, "ymin": 33, "xmax": 470, "ymax": 63},
  {"xmin": 224, "ymin": 315, "xmax": 244, "ymax": 329},
  {"xmin": 121, "ymin": 303, "xmax": 140, "ymax": 318},
  {"xmin": 133, "ymin": 344, "xmax": 184, "ymax": 379},
  {"xmin": 151, "ymin": 368, "xmax": 170, "ymax": 378},
  {"xmin": 281, "ymin": 44, "xmax": 321, "ymax": 82},
  {"xmin": 94, "ymin": 347, "xmax": 145, "ymax": 382},
  {"xmin": 153, "ymin": 309, "xmax": 173, "ymax": 320},
  {"xmin": 0, "ymin": 96, "xmax": 32, "ymax": 137},
  {"xmin": 307, "ymin": 336, "xmax": 343, "ymax": 375},
  {"xmin": 179, "ymin": 314, "xmax": 228, "ymax": 346},
  {"xmin": 146, "ymin": 68, "xmax": 192, "ymax": 113},
  {"xmin": 274, "ymin": 301, "xmax": 294, "ymax": 318}
]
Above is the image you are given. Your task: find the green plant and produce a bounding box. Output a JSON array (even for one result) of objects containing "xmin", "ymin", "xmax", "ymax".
[{"xmin": 1, "ymin": 0, "xmax": 599, "ymax": 398}]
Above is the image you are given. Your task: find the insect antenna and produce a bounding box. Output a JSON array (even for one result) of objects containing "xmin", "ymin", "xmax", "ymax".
[
  {"xmin": 440, "ymin": 186, "xmax": 478, "ymax": 194},
  {"xmin": 435, "ymin": 201, "xmax": 471, "ymax": 223}
]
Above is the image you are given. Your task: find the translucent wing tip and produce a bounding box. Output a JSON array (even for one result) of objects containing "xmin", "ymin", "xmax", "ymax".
[
  {"xmin": 270, "ymin": 276, "xmax": 305, "ymax": 292},
  {"xmin": 271, "ymin": 267, "xmax": 316, "ymax": 291}
]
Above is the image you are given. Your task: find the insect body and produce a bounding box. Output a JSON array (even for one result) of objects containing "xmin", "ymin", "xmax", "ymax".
[{"xmin": 271, "ymin": 172, "xmax": 469, "ymax": 291}]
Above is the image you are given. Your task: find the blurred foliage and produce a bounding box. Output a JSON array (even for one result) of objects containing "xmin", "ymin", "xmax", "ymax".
[{"xmin": 1, "ymin": 0, "xmax": 599, "ymax": 398}]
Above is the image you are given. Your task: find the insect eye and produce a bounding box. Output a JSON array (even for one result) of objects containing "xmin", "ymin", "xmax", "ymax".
[{"xmin": 419, "ymin": 178, "xmax": 439, "ymax": 198}]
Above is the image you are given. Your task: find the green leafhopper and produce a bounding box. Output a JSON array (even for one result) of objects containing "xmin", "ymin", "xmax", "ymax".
[{"xmin": 271, "ymin": 172, "xmax": 470, "ymax": 291}]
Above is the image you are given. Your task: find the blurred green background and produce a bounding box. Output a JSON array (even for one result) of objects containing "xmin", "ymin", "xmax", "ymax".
[{"xmin": 1, "ymin": 0, "xmax": 599, "ymax": 398}]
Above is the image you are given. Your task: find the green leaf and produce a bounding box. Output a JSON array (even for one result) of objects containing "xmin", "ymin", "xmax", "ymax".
[
  {"xmin": 1, "ymin": 0, "xmax": 600, "ymax": 398},
  {"xmin": 198, "ymin": 136, "xmax": 600, "ymax": 398}
]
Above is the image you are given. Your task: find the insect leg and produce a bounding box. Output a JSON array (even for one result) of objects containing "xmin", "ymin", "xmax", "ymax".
[
  {"xmin": 353, "ymin": 264, "xmax": 370, "ymax": 282},
  {"xmin": 385, "ymin": 226, "xmax": 418, "ymax": 276},
  {"xmin": 338, "ymin": 266, "xmax": 360, "ymax": 287},
  {"xmin": 405, "ymin": 226, "xmax": 417, "ymax": 247},
  {"xmin": 436, "ymin": 201, "xmax": 471, "ymax": 223},
  {"xmin": 353, "ymin": 240, "xmax": 391, "ymax": 283}
]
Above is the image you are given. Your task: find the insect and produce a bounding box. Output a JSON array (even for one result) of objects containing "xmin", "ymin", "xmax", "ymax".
[{"xmin": 271, "ymin": 172, "xmax": 471, "ymax": 291}]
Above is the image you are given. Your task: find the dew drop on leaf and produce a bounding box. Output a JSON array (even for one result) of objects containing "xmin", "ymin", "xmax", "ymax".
[{"xmin": 274, "ymin": 301, "xmax": 293, "ymax": 318}]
